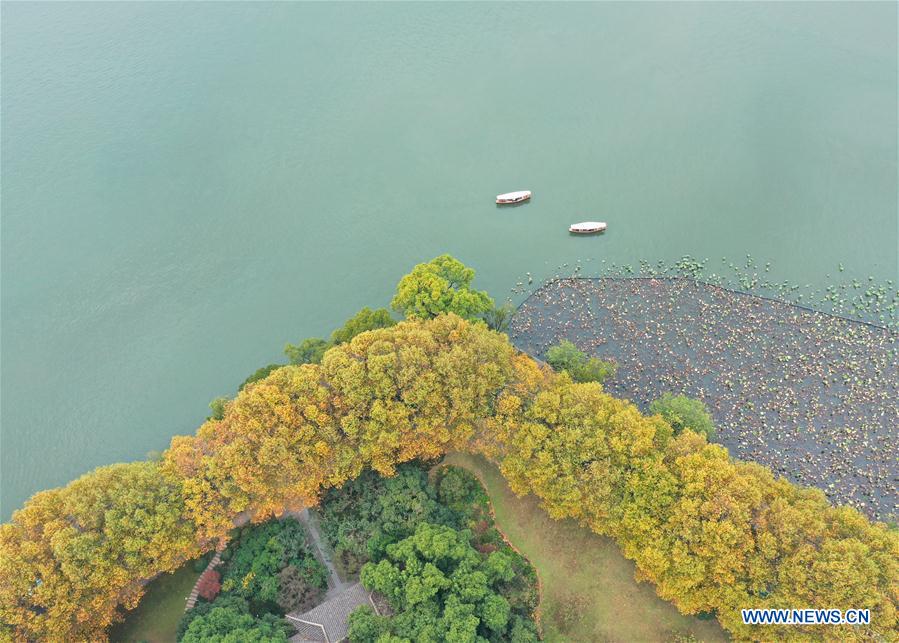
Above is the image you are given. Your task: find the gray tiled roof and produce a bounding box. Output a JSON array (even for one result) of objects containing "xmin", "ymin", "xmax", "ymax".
[
  {"xmin": 289, "ymin": 619, "xmax": 327, "ymax": 642},
  {"xmin": 287, "ymin": 582, "xmax": 370, "ymax": 643}
]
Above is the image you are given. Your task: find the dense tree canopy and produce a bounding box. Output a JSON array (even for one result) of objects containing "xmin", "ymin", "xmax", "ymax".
[
  {"xmin": 1, "ymin": 314, "xmax": 896, "ymax": 642},
  {"xmin": 351, "ymin": 523, "xmax": 536, "ymax": 642},
  {"xmin": 486, "ymin": 375, "xmax": 897, "ymax": 639},
  {"xmin": 175, "ymin": 519, "xmax": 322, "ymax": 641},
  {"xmin": 391, "ymin": 255, "xmax": 494, "ymax": 321},
  {"xmin": 218, "ymin": 519, "xmax": 326, "ymax": 613},
  {"xmin": 0, "ymin": 462, "xmax": 200, "ymax": 641},
  {"xmin": 160, "ymin": 314, "xmax": 527, "ymax": 543},
  {"xmin": 180, "ymin": 604, "xmax": 289, "ymax": 643},
  {"xmin": 177, "ymin": 594, "xmax": 249, "ymax": 641},
  {"xmin": 317, "ymin": 464, "xmax": 457, "ymax": 577},
  {"xmin": 325, "ymin": 463, "xmax": 539, "ymax": 642}
]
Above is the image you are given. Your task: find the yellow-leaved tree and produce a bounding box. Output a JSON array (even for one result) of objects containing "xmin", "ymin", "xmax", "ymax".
[{"xmin": 0, "ymin": 462, "xmax": 199, "ymax": 641}]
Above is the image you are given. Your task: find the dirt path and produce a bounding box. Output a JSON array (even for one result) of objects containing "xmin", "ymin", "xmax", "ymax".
[{"xmin": 295, "ymin": 508, "xmax": 348, "ymax": 596}]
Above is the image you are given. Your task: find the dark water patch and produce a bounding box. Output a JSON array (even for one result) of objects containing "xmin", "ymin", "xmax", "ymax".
[{"xmin": 510, "ymin": 277, "xmax": 898, "ymax": 522}]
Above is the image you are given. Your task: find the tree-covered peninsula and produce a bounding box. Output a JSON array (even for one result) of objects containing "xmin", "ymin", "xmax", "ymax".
[{"xmin": 0, "ymin": 256, "xmax": 896, "ymax": 642}]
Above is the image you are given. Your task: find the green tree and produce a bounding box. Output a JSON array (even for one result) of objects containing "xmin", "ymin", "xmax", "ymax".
[
  {"xmin": 177, "ymin": 595, "xmax": 249, "ymax": 640},
  {"xmin": 484, "ymin": 551, "xmax": 515, "ymax": 584},
  {"xmin": 508, "ymin": 615, "xmax": 540, "ymax": 642},
  {"xmin": 239, "ymin": 364, "xmax": 282, "ymax": 391},
  {"xmin": 391, "ymin": 255, "xmax": 494, "ymax": 321},
  {"xmin": 284, "ymin": 337, "xmax": 329, "ymax": 365},
  {"xmin": 330, "ymin": 307, "xmax": 396, "ymax": 345},
  {"xmin": 355, "ymin": 523, "xmax": 532, "ymax": 641},
  {"xmin": 480, "ymin": 593, "xmax": 511, "ymax": 633},
  {"xmin": 317, "ymin": 463, "xmax": 458, "ymax": 577},
  {"xmin": 208, "ymin": 396, "xmax": 229, "ymax": 420},
  {"xmin": 180, "ymin": 605, "xmax": 289, "ymax": 643},
  {"xmin": 544, "ymin": 339, "xmax": 616, "ymax": 384},
  {"xmin": 649, "ymin": 392, "xmax": 716, "ymax": 440},
  {"xmin": 347, "ymin": 606, "xmax": 391, "ymax": 641},
  {"xmin": 436, "ymin": 465, "xmax": 480, "ymax": 507},
  {"xmin": 220, "ymin": 519, "xmax": 326, "ymax": 612},
  {"xmin": 482, "ymin": 302, "xmax": 515, "ymax": 333}
]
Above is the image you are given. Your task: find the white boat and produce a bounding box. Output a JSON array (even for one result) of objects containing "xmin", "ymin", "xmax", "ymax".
[
  {"xmin": 496, "ymin": 190, "xmax": 531, "ymax": 204},
  {"xmin": 569, "ymin": 221, "xmax": 607, "ymax": 234}
]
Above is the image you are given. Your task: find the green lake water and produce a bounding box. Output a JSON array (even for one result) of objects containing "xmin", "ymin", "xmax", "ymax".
[{"xmin": 2, "ymin": 3, "xmax": 896, "ymax": 518}]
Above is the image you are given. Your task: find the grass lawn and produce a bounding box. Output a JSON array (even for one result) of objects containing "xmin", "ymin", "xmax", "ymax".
[
  {"xmin": 442, "ymin": 453, "xmax": 727, "ymax": 643},
  {"xmin": 108, "ymin": 562, "xmax": 201, "ymax": 643}
]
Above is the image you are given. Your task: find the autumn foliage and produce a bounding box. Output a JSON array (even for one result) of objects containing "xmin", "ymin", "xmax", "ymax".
[
  {"xmin": 195, "ymin": 569, "xmax": 221, "ymax": 602},
  {"xmin": 0, "ymin": 462, "xmax": 200, "ymax": 641},
  {"xmin": 1, "ymin": 315, "xmax": 896, "ymax": 641}
]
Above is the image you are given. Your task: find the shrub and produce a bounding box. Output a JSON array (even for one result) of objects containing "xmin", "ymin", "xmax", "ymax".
[
  {"xmin": 284, "ymin": 337, "xmax": 329, "ymax": 365},
  {"xmin": 196, "ymin": 569, "xmax": 221, "ymax": 602},
  {"xmin": 482, "ymin": 302, "xmax": 515, "ymax": 333},
  {"xmin": 177, "ymin": 594, "xmax": 249, "ymax": 641},
  {"xmin": 544, "ymin": 339, "xmax": 616, "ymax": 384},
  {"xmin": 276, "ymin": 565, "xmax": 323, "ymax": 614},
  {"xmin": 208, "ymin": 396, "xmax": 228, "ymax": 420},
  {"xmin": 239, "ymin": 364, "xmax": 282, "ymax": 391},
  {"xmin": 649, "ymin": 392, "xmax": 716, "ymax": 440},
  {"xmin": 329, "ymin": 307, "xmax": 396, "ymax": 345}
]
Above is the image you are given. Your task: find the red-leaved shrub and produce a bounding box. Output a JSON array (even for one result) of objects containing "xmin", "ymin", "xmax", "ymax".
[{"xmin": 196, "ymin": 569, "xmax": 221, "ymax": 601}]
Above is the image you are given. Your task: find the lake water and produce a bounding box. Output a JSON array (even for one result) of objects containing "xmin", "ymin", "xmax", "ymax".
[{"xmin": 2, "ymin": 3, "xmax": 896, "ymax": 519}]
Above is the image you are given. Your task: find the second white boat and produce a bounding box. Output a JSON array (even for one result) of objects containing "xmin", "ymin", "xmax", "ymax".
[{"xmin": 569, "ymin": 221, "xmax": 607, "ymax": 234}]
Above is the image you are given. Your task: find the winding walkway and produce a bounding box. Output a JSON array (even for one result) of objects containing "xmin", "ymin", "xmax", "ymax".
[
  {"xmin": 294, "ymin": 508, "xmax": 348, "ymax": 596},
  {"xmin": 285, "ymin": 509, "xmax": 378, "ymax": 642}
]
